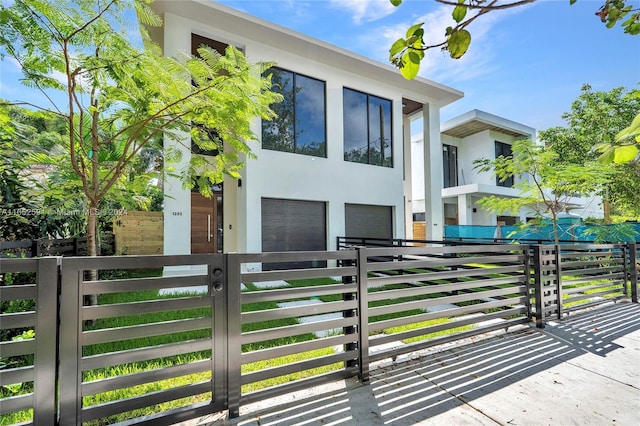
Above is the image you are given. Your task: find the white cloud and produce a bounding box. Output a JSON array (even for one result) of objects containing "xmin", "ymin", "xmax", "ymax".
[
  {"xmin": 49, "ymin": 69, "xmax": 68, "ymax": 86},
  {"xmin": 7, "ymin": 56, "xmax": 22, "ymax": 72},
  {"xmin": 329, "ymin": 0, "xmax": 397, "ymax": 24},
  {"xmin": 364, "ymin": 3, "xmax": 534, "ymax": 84}
]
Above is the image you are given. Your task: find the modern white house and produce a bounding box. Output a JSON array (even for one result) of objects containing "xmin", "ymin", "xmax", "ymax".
[
  {"xmin": 411, "ymin": 109, "xmax": 604, "ymax": 232},
  {"xmin": 148, "ymin": 0, "xmax": 463, "ymax": 260}
]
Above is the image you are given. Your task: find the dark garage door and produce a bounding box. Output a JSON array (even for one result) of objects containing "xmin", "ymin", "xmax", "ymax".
[
  {"xmin": 262, "ymin": 198, "xmax": 327, "ymax": 269},
  {"xmin": 345, "ymin": 204, "xmax": 392, "ymax": 239}
]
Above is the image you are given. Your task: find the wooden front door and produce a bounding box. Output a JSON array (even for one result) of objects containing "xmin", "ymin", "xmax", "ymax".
[{"xmin": 191, "ymin": 191, "xmax": 223, "ymax": 253}]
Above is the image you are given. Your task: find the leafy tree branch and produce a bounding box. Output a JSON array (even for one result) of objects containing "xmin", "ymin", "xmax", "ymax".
[
  {"xmin": 389, "ymin": 0, "xmax": 639, "ymax": 79},
  {"xmin": 0, "ymin": 0, "xmax": 282, "ymax": 259}
]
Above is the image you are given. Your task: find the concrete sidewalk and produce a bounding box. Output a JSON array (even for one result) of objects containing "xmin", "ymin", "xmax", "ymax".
[{"xmin": 186, "ymin": 302, "xmax": 640, "ymax": 426}]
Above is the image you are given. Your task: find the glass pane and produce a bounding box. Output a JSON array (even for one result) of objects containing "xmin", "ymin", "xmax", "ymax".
[
  {"xmin": 368, "ymin": 95, "xmax": 392, "ymax": 167},
  {"xmin": 443, "ymin": 146, "xmax": 451, "ymax": 188},
  {"xmin": 495, "ymin": 142, "xmax": 514, "ymax": 187},
  {"xmin": 450, "ymin": 145, "xmax": 458, "ymax": 186},
  {"xmin": 295, "ymin": 75, "xmax": 326, "ymax": 157},
  {"xmin": 443, "ymin": 144, "xmax": 457, "ymax": 188},
  {"xmin": 343, "ymin": 88, "xmax": 368, "ymax": 164},
  {"xmin": 262, "ymin": 68, "xmax": 295, "ymax": 153}
]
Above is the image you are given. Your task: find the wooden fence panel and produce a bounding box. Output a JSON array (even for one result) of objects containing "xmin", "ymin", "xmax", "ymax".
[
  {"xmin": 412, "ymin": 222, "xmax": 426, "ymax": 241},
  {"xmin": 113, "ymin": 211, "xmax": 163, "ymax": 255}
]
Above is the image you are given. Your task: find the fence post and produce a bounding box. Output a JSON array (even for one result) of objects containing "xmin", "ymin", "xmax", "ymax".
[
  {"xmin": 532, "ymin": 245, "xmax": 545, "ymax": 328},
  {"xmin": 554, "ymin": 244, "xmax": 563, "ymax": 320},
  {"xmin": 33, "ymin": 256, "xmax": 61, "ymax": 425},
  {"xmin": 355, "ymin": 247, "xmax": 370, "ymax": 382},
  {"xmin": 58, "ymin": 258, "xmax": 83, "ymax": 426},
  {"xmin": 211, "ymin": 254, "xmax": 228, "ymax": 411},
  {"xmin": 31, "ymin": 239, "xmax": 41, "ymax": 258},
  {"xmin": 226, "ymin": 253, "xmax": 242, "ymax": 419},
  {"xmin": 342, "ymin": 256, "xmax": 358, "ymax": 370},
  {"xmin": 523, "ymin": 246, "xmax": 533, "ymax": 322},
  {"xmin": 630, "ymin": 243, "xmax": 638, "ymax": 303}
]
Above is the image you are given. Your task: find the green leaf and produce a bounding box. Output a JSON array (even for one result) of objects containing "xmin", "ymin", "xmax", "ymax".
[
  {"xmin": 406, "ymin": 22, "xmax": 424, "ymax": 38},
  {"xmin": 598, "ymin": 147, "xmax": 616, "ymax": 164},
  {"xmin": 570, "ymin": 0, "xmax": 577, "ymax": 4},
  {"xmin": 408, "ymin": 51, "xmax": 421, "ymax": 64},
  {"xmin": 406, "ymin": 35, "xmax": 419, "ymax": 45},
  {"xmin": 615, "ymin": 112, "xmax": 640, "ymax": 142},
  {"xmin": 447, "ymin": 29, "xmax": 471, "ymax": 59},
  {"xmin": 613, "ymin": 144, "xmax": 639, "ymax": 163},
  {"xmin": 452, "ymin": 5, "xmax": 467, "ymax": 23},
  {"xmin": 389, "ymin": 38, "xmax": 406, "ymax": 59},
  {"xmin": 400, "ymin": 51, "xmax": 420, "ymax": 79},
  {"xmin": 390, "ymin": 0, "xmax": 402, "ymax": 6}
]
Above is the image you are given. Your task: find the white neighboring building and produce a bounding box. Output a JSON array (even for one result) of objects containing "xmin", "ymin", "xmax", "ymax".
[
  {"xmin": 411, "ymin": 109, "xmax": 604, "ymax": 229},
  {"xmin": 148, "ymin": 0, "xmax": 463, "ymax": 262}
]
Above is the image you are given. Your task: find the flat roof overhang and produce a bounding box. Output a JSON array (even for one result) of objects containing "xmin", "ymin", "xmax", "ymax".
[
  {"xmin": 442, "ymin": 183, "xmax": 521, "ymax": 199},
  {"xmin": 442, "ymin": 109, "xmax": 535, "ymax": 139},
  {"xmin": 442, "ymin": 184, "xmax": 584, "ymax": 211}
]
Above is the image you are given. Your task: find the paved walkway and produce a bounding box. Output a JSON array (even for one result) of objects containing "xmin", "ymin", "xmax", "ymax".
[{"xmin": 184, "ymin": 302, "xmax": 640, "ymax": 426}]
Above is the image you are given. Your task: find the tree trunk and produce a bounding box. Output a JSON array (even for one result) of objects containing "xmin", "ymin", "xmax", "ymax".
[
  {"xmin": 85, "ymin": 203, "xmax": 98, "ymax": 307},
  {"xmin": 87, "ymin": 205, "xmax": 98, "ymax": 257},
  {"xmin": 603, "ymin": 199, "xmax": 611, "ymax": 223}
]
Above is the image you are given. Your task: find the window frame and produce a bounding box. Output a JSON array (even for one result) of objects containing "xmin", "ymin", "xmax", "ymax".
[
  {"xmin": 343, "ymin": 87, "xmax": 393, "ymax": 168},
  {"xmin": 495, "ymin": 141, "xmax": 514, "ymax": 188},
  {"xmin": 443, "ymin": 144, "xmax": 458, "ymax": 188},
  {"xmin": 261, "ymin": 67, "xmax": 327, "ymax": 158}
]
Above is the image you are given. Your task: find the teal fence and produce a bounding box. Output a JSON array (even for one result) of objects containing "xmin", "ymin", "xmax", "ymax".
[{"xmin": 445, "ymin": 223, "xmax": 640, "ymax": 244}]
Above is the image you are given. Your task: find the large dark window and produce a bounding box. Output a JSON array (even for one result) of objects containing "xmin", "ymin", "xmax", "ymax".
[
  {"xmin": 262, "ymin": 68, "xmax": 326, "ymax": 157},
  {"xmin": 343, "ymin": 88, "xmax": 392, "ymax": 167},
  {"xmin": 495, "ymin": 141, "xmax": 514, "ymax": 187},
  {"xmin": 443, "ymin": 144, "xmax": 458, "ymax": 188}
]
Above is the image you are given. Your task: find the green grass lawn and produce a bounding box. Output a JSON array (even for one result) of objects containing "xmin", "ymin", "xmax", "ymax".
[{"xmin": 383, "ymin": 317, "xmax": 475, "ymax": 344}]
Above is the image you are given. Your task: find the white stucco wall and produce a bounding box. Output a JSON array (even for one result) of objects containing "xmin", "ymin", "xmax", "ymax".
[
  {"xmin": 157, "ymin": 7, "xmax": 458, "ymax": 254},
  {"xmin": 411, "ymin": 135, "xmax": 425, "ymax": 214}
]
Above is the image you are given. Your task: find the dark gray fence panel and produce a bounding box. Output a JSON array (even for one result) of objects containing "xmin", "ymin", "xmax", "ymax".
[
  {"xmin": 630, "ymin": 243, "xmax": 638, "ymax": 303},
  {"xmin": 0, "ymin": 257, "xmax": 59, "ymax": 425},
  {"xmin": 226, "ymin": 250, "xmax": 361, "ymax": 418},
  {"xmin": 556, "ymin": 244, "xmax": 628, "ymax": 314},
  {"xmin": 361, "ymin": 244, "xmax": 531, "ymax": 363},
  {"xmin": 57, "ymin": 254, "xmax": 225, "ymax": 426}
]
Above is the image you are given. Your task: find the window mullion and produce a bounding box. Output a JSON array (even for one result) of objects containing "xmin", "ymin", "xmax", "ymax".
[
  {"xmin": 292, "ymin": 73, "xmax": 297, "ymax": 154},
  {"xmin": 366, "ymin": 94, "xmax": 370, "ymax": 164}
]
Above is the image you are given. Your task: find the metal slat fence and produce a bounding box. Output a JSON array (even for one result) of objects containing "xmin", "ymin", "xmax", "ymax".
[
  {"xmin": 57, "ymin": 254, "xmax": 227, "ymax": 426},
  {"xmin": 0, "ymin": 257, "xmax": 59, "ymax": 425},
  {"xmin": 225, "ymin": 250, "xmax": 362, "ymax": 418},
  {"xmin": 360, "ymin": 244, "xmax": 532, "ymax": 363},
  {"xmin": 1, "ymin": 238, "xmax": 87, "ymax": 258},
  {"xmin": 0, "ymin": 243, "xmax": 637, "ymax": 424},
  {"xmin": 531, "ymin": 244, "xmax": 632, "ymax": 326}
]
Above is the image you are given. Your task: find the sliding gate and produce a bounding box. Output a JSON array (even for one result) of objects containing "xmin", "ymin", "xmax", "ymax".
[{"xmin": 57, "ymin": 254, "xmax": 227, "ymax": 426}]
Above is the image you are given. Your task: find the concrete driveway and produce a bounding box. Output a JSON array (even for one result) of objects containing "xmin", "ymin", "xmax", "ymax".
[{"xmin": 184, "ymin": 302, "xmax": 640, "ymax": 426}]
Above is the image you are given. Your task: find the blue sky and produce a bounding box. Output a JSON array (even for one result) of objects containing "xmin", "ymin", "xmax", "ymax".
[
  {"xmin": 1, "ymin": 0, "xmax": 638, "ymax": 134},
  {"xmin": 218, "ymin": 0, "xmax": 640, "ymax": 132}
]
